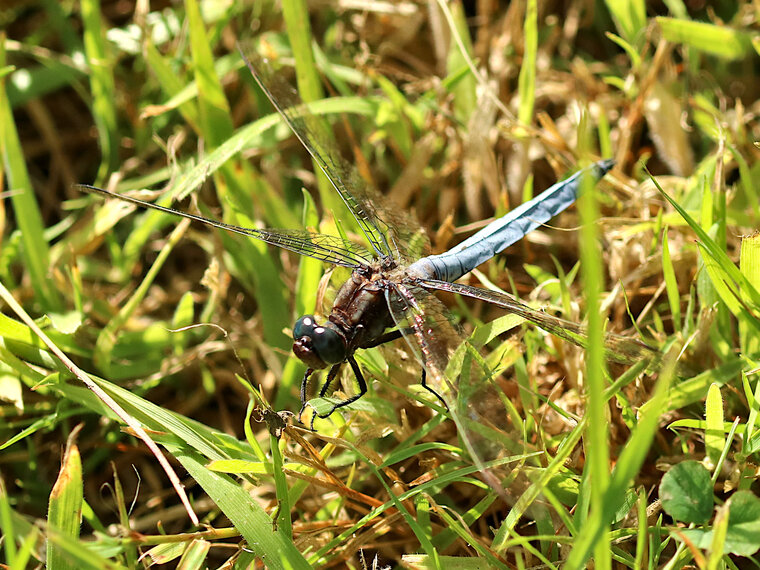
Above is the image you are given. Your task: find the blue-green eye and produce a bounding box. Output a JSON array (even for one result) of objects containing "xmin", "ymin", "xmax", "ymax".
[
  {"xmin": 311, "ymin": 326, "xmax": 346, "ymax": 365},
  {"xmin": 293, "ymin": 315, "xmax": 317, "ymax": 339}
]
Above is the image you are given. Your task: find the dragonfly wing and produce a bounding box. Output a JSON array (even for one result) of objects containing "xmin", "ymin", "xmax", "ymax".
[
  {"xmin": 416, "ymin": 278, "xmax": 660, "ymax": 365},
  {"xmin": 384, "ymin": 281, "xmax": 530, "ymax": 494},
  {"xmin": 78, "ymin": 184, "xmax": 371, "ymax": 268},
  {"xmin": 261, "ymin": 228, "xmax": 374, "ymax": 267},
  {"xmin": 239, "ymin": 43, "xmax": 430, "ymax": 260},
  {"xmin": 384, "ymin": 281, "xmax": 455, "ymax": 392}
]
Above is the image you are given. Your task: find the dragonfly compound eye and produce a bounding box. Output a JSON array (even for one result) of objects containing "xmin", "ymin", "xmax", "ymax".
[
  {"xmin": 311, "ymin": 326, "xmax": 346, "ymax": 365},
  {"xmin": 293, "ymin": 315, "xmax": 318, "ymax": 339}
]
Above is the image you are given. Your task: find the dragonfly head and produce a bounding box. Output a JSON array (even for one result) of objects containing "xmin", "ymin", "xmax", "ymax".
[{"xmin": 292, "ymin": 315, "xmax": 347, "ymax": 369}]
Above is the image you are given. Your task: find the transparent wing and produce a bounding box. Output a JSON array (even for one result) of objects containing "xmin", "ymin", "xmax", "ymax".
[
  {"xmin": 383, "ymin": 280, "xmax": 530, "ymax": 498},
  {"xmin": 416, "ymin": 278, "xmax": 660, "ymax": 365},
  {"xmin": 78, "ymin": 184, "xmax": 372, "ymax": 268},
  {"xmin": 238, "ymin": 42, "xmax": 430, "ymax": 262}
]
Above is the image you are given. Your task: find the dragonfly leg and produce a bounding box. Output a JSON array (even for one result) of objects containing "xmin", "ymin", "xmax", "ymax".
[
  {"xmin": 298, "ymin": 368, "xmax": 314, "ymax": 415},
  {"xmin": 420, "ymin": 368, "xmax": 449, "ymax": 411},
  {"xmin": 362, "ymin": 329, "xmax": 403, "ymax": 348},
  {"xmin": 310, "ymin": 356, "xmax": 367, "ymax": 430},
  {"xmin": 318, "ymin": 363, "xmax": 343, "ymax": 398},
  {"xmin": 299, "ymin": 365, "xmax": 339, "ymax": 427}
]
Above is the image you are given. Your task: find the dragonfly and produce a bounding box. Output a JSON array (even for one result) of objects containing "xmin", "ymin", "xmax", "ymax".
[{"xmin": 80, "ymin": 46, "xmax": 657, "ymax": 444}]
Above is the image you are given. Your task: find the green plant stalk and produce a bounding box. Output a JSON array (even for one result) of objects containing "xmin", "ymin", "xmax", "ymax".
[
  {"xmin": 112, "ymin": 466, "xmax": 136, "ymax": 567},
  {"xmin": 634, "ymin": 487, "xmax": 647, "ymax": 568},
  {"xmin": 578, "ymin": 148, "xmax": 610, "ymax": 566},
  {"xmin": 270, "ymin": 434, "xmax": 292, "ymax": 540}
]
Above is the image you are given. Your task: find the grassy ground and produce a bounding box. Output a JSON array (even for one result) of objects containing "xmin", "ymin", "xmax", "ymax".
[{"xmin": 2, "ymin": 1, "xmax": 760, "ymax": 568}]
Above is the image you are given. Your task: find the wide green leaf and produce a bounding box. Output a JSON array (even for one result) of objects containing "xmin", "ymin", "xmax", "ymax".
[{"xmin": 660, "ymin": 460, "xmax": 713, "ymax": 524}]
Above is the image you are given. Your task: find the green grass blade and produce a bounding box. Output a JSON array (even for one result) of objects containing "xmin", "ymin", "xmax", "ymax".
[
  {"xmin": 445, "ymin": 1, "xmax": 477, "ymax": 123},
  {"xmin": 494, "ymin": 416, "xmax": 586, "ymax": 546},
  {"xmin": 185, "ymin": 0, "xmax": 264, "ymax": 234},
  {"xmin": 295, "ymin": 188, "xmax": 324, "ymax": 319},
  {"xmin": 41, "ymin": 0, "xmax": 80, "ymax": 52},
  {"xmin": 654, "ymin": 173, "xmax": 760, "ymax": 310},
  {"xmin": 5, "ymin": 38, "xmax": 87, "ymax": 106},
  {"xmin": 634, "ymin": 487, "xmax": 648, "ymax": 568},
  {"xmin": 185, "ymin": 0, "xmax": 233, "ymax": 147},
  {"xmin": 142, "ymin": 40, "xmax": 200, "ymax": 131},
  {"xmin": 1, "ymin": 38, "xmax": 61, "ymax": 311},
  {"xmin": 225, "ymin": 211, "xmax": 290, "ymax": 351},
  {"xmin": 517, "ymin": 0, "xmax": 537, "ymax": 126},
  {"xmin": 605, "ymin": 31, "xmax": 642, "ymax": 70},
  {"xmin": 44, "ymin": 526, "xmax": 127, "ymax": 570},
  {"xmin": 170, "ymin": 95, "xmax": 377, "ymax": 202},
  {"xmin": 275, "ymin": 189, "xmax": 325, "ymax": 409},
  {"xmin": 175, "ymin": 448, "xmax": 310, "ymax": 570},
  {"xmin": 662, "ymin": 229, "xmax": 682, "ymax": 332},
  {"xmin": 176, "ymin": 539, "xmax": 211, "ymax": 568},
  {"xmin": 656, "ymin": 17, "xmax": 754, "ymax": 60},
  {"xmin": 743, "ymin": 370, "xmax": 760, "ymax": 458},
  {"xmin": 605, "ymin": 0, "xmax": 647, "ymax": 45},
  {"xmin": 639, "ymin": 358, "xmax": 743, "ymax": 417},
  {"xmin": 171, "ymin": 291, "xmax": 195, "ymax": 354},
  {"xmin": 567, "ymin": 353, "xmax": 677, "ymax": 569},
  {"xmin": 80, "ymin": 0, "xmax": 119, "ymax": 181},
  {"xmin": 0, "ymin": 474, "xmax": 17, "ymax": 564},
  {"xmin": 270, "ymin": 433, "xmax": 292, "ymax": 540},
  {"xmin": 578, "ymin": 136, "xmax": 610, "ymax": 564},
  {"xmin": 93, "ymin": 219, "xmax": 190, "ymax": 374},
  {"xmin": 704, "ymin": 383, "xmax": 725, "ymax": 467},
  {"xmin": 281, "ymin": 0, "xmax": 342, "ymax": 216},
  {"xmin": 47, "ymin": 432, "xmax": 84, "ymax": 570},
  {"xmin": 740, "ymin": 234, "xmax": 760, "ymax": 356}
]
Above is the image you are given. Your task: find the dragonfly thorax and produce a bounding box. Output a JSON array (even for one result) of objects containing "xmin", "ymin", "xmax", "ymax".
[
  {"xmin": 292, "ymin": 315, "xmax": 348, "ymax": 370},
  {"xmin": 380, "ymin": 255, "xmax": 397, "ymax": 272}
]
